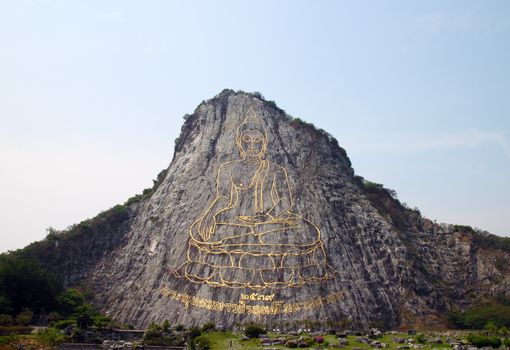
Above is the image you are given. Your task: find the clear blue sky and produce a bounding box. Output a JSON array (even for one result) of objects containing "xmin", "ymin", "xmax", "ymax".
[{"xmin": 1, "ymin": 1, "xmax": 509, "ymax": 252}]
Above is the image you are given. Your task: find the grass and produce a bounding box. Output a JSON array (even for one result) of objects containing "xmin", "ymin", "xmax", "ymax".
[
  {"xmin": 0, "ymin": 331, "xmax": 461, "ymax": 350},
  {"xmin": 202, "ymin": 332, "xmax": 456, "ymax": 350}
]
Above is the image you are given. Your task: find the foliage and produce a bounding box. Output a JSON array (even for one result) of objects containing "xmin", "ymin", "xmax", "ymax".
[
  {"xmin": 175, "ymin": 324, "xmax": 185, "ymax": 332},
  {"xmin": 93, "ymin": 315, "xmax": 112, "ymax": 329},
  {"xmin": 73, "ymin": 304, "xmax": 97, "ymax": 329},
  {"xmin": 188, "ymin": 326, "xmax": 202, "ymax": 339},
  {"xmin": 34, "ymin": 327, "xmax": 66, "ymax": 347},
  {"xmin": 415, "ymin": 334, "xmax": 426, "ymax": 344},
  {"xmin": 202, "ymin": 322, "xmax": 216, "ymax": 333},
  {"xmin": 451, "ymin": 224, "xmax": 510, "ymax": 254},
  {"xmin": 143, "ymin": 322, "xmax": 184, "ymax": 346},
  {"xmin": 449, "ymin": 305, "xmax": 510, "ymax": 329},
  {"xmin": 503, "ymin": 338, "xmax": 510, "ymax": 347},
  {"xmin": 0, "ymin": 255, "xmax": 62, "ymax": 315},
  {"xmin": 467, "ymin": 334, "xmax": 502, "ymax": 348},
  {"xmin": 244, "ymin": 323, "xmax": 267, "ymax": 338},
  {"xmin": 361, "ymin": 179, "xmax": 398, "ymax": 200},
  {"xmin": 125, "ymin": 194, "xmax": 143, "ymax": 206},
  {"xmin": 472, "ymin": 230, "xmax": 510, "ymax": 254},
  {"xmin": 188, "ymin": 335, "xmax": 212, "ymax": 350},
  {"xmin": 0, "ymin": 334, "xmax": 18, "ymax": 345},
  {"xmin": 485, "ymin": 320, "xmax": 499, "ymax": 336},
  {"xmin": 0, "ymin": 314, "xmax": 13, "ymax": 326},
  {"xmin": 14, "ymin": 309, "xmax": 33, "ymax": 326},
  {"xmin": 57, "ymin": 289, "xmax": 85, "ymax": 317},
  {"xmin": 0, "ymin": 326, "xmax": 32, "ymax": 335}
]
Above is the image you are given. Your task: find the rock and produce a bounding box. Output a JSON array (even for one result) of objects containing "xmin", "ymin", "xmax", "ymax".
[
  {"xmin": 370, "ymin": 341, "xmax": 382, "ymax": 348},
  {"xmin": 338, "ymin": 338, "xmax": 349, "ymax": 345},
  {"xmin": 357, "ymin": 337, "xmax": 370, "ymax": 344},
  {"xmin": 21, "ymin": 89, "xmax": 510, "ymax": 329}
]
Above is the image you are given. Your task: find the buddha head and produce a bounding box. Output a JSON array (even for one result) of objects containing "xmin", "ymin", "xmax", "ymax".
[{"xmin": 236, "ymin": 110, "xmax": 268, "ymax": 160}]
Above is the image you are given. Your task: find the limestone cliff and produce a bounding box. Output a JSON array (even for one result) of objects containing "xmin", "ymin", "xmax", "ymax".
[{"xmin": 18, "ymin": 90, "xmax": 510, "ymax": 329}]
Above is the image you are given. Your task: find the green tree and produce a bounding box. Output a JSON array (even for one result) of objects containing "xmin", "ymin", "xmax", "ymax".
[
  {"xmin": 73, "ymin": 304, "xmax": 96, "ymax": 329},
  {"xmin": 0, "ymin": 256, "xmax": 62, "ymax": 314},
  {"xmin": 57, "ymin": 289, "xmax": 85, "ymax": 317}
]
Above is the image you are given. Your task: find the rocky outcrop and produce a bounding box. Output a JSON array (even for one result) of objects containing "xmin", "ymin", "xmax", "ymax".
[{"xmin": 21, "ymin": 90, "xmax": 510, "ymax": 329}]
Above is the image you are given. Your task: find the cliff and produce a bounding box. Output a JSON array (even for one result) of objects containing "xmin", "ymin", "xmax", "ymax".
[{"xmin": 15, "ymin": 90, "xmax": 510, "ymax": 329}]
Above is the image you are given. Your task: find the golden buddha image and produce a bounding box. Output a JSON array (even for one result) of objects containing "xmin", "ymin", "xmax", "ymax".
[{"xmin": 174, "ymin": 109, "xmax": 335, "ymax": 290}]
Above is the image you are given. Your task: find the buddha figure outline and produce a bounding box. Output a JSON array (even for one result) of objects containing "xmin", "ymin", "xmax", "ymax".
[{"xmin": 174, "ymin": 109, "xmax": 335, "ymax": 290}]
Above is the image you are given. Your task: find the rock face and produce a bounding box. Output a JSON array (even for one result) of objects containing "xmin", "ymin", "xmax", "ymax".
[{"xmin": 23, "ymin": 90, "xmax": 510, "ymax": 329}]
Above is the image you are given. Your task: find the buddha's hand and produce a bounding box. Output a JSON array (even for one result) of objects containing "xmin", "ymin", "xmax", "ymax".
[
  {"xmin": 199, "ymin": 214, "xmax": 216, "ymax": 241},
  {"xmin": 238, "ymin": 214, "xmax": 272, "ymax": 224}
]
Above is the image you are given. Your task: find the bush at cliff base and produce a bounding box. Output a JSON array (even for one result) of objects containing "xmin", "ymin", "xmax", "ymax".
[
  {"xmin": 244, "ymin": 323, "xmax": 267, "ymax": 338},
  {"xmin": 35, "ymin": 328, "xmax": 66, "ymax": 347},
  {"xmin": 467, "ymin": 334, "xmax": 502, "ymax": 348}
]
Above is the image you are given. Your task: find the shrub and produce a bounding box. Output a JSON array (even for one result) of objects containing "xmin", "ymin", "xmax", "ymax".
[
  {"xmin": 467, "ymin": 334, "xmax": 502, "ymax": 348},
  {"xmin": 0, "ymin": 335, "xmax": 18, "ymax": 345},
  {"xmin": 189, "ymin": 335, "xmax": 211, "ymax": 350},
  {"xmin": 93, "ymin": 315, "xmax": 112, "ymax": 329},
  {"xmin": 202, "ymin": 322, "xmax": 216, "ymax": 333},
  {"xmin": 450, "ymin": 305, "xmax": 510, "ymax": 328},
  {"xmin": 0, "ymin": 314, "xmax": 13, "ymax": 326},
  {"xmin": 174, "ymin": 324, "xmax": 184, "ymax": 332},
  {"xmin": 188, "ymin": 326, "xmax": 202, "ymax": 339},
  {"xmin": 490, "ymin": 337, "xmax": 502, "ymax": 348},
  {"xmin": 52, "ymin": 319, "xmax": 75, "ymax": 329},
  {"xmin": 415, "ymin": 334, "xmax": 426, "ymax": 344},
  {"xmin": 14, "ymin": 309, "xmax": 33, "ymax": 325},
  {"xmin": 244, "ymin": 323, "xmax": 267, "ymax": 338},
  {"xmin": 35, "ymin": 328, "xmax": 66, "ymax": 347},
  {"xmin": 503, "ymin": 338, "xmax": 510, "ymax": 347},
  {"xmin": 0, "ymin": 326, "xmax": 32, "ymax": 335},
  {"xmin": 486, "ymin": 321, "xmax": 499, "ymax": 336}
]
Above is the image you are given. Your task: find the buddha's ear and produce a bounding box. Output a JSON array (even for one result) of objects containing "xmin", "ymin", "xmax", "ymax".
[
  {"xmin": 235, "ymin": 137, "xmax": 246, "ymax": 159},
  {"xmin": 258, "ymin": 141, "xmax": 267, "ymax": 159}
]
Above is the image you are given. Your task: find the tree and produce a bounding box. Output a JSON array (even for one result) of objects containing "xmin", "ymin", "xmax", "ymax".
[
  {"xmin": 0, "ymin": 256, "xmax": 62, "ymax": 314},
  {"xmin": 57, "ymin": 289, "xmax": 85, "ymax": 317},
  {"xmin": 73, "ymin": 304, "xmax": 96, "ymax": 329}
]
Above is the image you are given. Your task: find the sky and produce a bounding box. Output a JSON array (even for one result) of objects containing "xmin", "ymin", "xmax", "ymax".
[{"xmin": 0, "ymin": 1, "xmax": 509, "ymax": 253}]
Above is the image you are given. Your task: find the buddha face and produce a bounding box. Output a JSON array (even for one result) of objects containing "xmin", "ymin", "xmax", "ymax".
[{"xmin": 237, "ymin": 130, "xmax": 266, "ymax": 160}]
